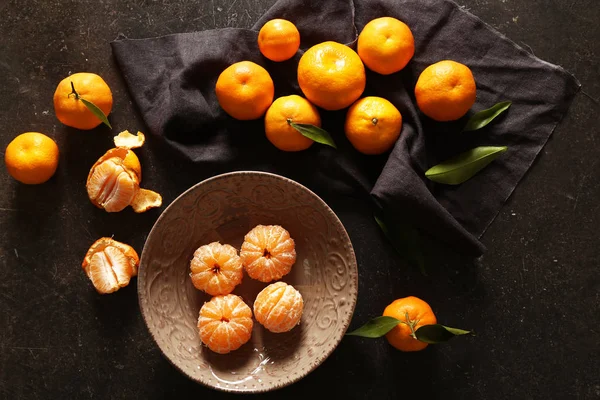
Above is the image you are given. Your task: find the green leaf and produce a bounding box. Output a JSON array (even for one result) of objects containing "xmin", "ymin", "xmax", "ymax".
[
  {"xmin": 346, "ymin": 316, "xmax": 400, "ymax": 338},
  {"xmin": 463, "ymin": 101, "xmax": 511, "ymax": 132},
  {"xmin": 414, "ymin": 324, "xmax": 471, "ymax": 344},
  {"xmin": 80, "ymin": 97, "xmax": 112, "ymax": 129},
  {"xmin": 375, "ymin": 215, "xmax": 427, "ymax": 276},
  {"xmin": 289, "ymin": 122, "xmax": 337, "ymax": 148},
  {"xmin": 425, "ymin": 146, "xmax": 508, "ymax": 185}
]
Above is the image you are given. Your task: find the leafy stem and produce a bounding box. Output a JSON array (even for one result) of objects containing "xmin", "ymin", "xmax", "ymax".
[
  {"xmin": 68, "ymin": 81, "xmax": 112, "ymax": 129},
  {"xmin": 399, "ymin": 311, "xmax": 420, "ymax": 340}
]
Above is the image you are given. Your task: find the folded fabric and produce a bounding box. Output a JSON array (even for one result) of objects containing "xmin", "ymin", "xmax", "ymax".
[{"xmin": 111, "ymin": 0, "xmax": 580, "ymax": 256}]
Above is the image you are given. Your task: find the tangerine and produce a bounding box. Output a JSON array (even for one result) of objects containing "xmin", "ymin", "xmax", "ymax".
[
  {"xmin": 258, "ymin": 19, "xmax": 300, "ymax": 62},
  {"xmin": 215, "ymin": 61, "xmax": 274, "ymax": 120},
  {"xmin": 357, "ymin": 17, "xmax": 415, "ymax": 75},
  {"xmin": 383, "ymin": 296, "xmax": 437, "ymax": 352},
  {"xmin": 414, "ymin": 60, "xmax": 476, "ymax": 121},
  {"xmin": 344, "ymin": 96, "xmax": 403, "ymax": 155},
  {"xmin": 254, "ymin": 282, "xmax": 304, "ymax": 333},
  {"xmin": 240, "ymin": 225, "xmax": 296, "ymax": 282},
  {"xmin": 81, "ymin": 237, "xmax": 139, "ymax": 294},
  {"xmin": 4, "ymin": 132, "xmax": 59, "ymax": 184},
  {"xmin": 53, "ymin": 72, "xmax": 113, "ymax": 130},
  {"xmin": 86, "ymin": 132, "xmax": 162, "ymax": 213},
  {"xmin": 190, "ymin": 242, "xmax": 244, "ymax": 296},
  {"xmin": 198, "ymin": 294, "xmax": 254, "ymax": 354},
  {"xmin": 264, "ymin": 95, "xmax": 319, "ymax": 152},
  {"xmin": 297, "ymin": 41, "xmax": 366, "ymax": 110}
]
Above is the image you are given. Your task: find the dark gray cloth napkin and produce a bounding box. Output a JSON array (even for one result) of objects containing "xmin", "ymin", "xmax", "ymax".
[{"xmin": 111, "ymin": 0, "xmax": 580, "ymax": 257}]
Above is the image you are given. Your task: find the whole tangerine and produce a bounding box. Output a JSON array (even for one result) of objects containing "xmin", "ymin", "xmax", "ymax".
[
  {"xmin": 190, "ymin": 242, "xmax": 244, "ymax": 296},
  {"xmin": 215, "ymin": 61, "xmax": 275, "ymax": 120},
  {"xmin": 357, "ymin": 17, "xmax": 415, "ymax": 75},
  {"xmin": 264, "ymin": 95, "xmax": 319, "ymax": 152},
  {"xmin": 344, "ymin": 96, "xmax": 403, "ymax": 155},
  {"xmin": 383, "ymin": 296, "xmax": 437, "ymax": 352},
  {"xmin": 414, "ymin": 60, "xmax": 476, "ymax": 121},
  {"xmin": 240, "ymin": 224, "xmax": 296, "ymax": 282},
  {"xmin": 53, "ymin": 72, "xmax": 113, "ymax": 130},
  {"xmin": 297, "ymin": 41, "xmax": 366, "ymax": 111},
  {"xmin": 258, "ymin": 19, "xmax": 301, "ymax": 62},
  {"xmin": 5, "ymin": 132, "xmax": 59, "ymax": 184}
]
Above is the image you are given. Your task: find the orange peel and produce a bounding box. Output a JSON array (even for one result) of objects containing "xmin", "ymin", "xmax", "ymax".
[{"xmin": 81, "ymin": 237, "xmax": 139, "ymax": 294}]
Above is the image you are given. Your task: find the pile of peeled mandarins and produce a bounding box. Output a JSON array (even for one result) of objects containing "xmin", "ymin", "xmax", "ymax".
[
  {"xmin": 216, "ymin": 17, "xmax": 477, "ymax": 154},
  {"xmin": 191, "ymin": 225, "xmax": 303, "ymax": 354}
]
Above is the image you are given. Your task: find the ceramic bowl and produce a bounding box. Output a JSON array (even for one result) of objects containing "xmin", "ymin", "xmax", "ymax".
[{"xmin": 138, "ymin": 171, "xmax": 358, "ymax": 393}]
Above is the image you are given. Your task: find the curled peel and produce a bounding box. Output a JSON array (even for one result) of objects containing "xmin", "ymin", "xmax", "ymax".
[
  {"xmin": 82, "ymin": 237, "xmax": 139, "ymax": 294},
  {"xmin": 130, "ymin": 188, "xmax": 163, "ymax": 213},
  {"xmin": 113, "ymin": 130, "xmax": 146, "ymax": 149}
]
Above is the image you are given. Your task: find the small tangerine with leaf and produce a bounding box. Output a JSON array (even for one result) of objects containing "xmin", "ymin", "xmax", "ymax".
[
  {"xmin": 53, "ymin": 72, "xmax": 113, "ymax": 130},
  {"xmin": 347, "ymin": 296, "xmax": 470, "ymax": 351}
]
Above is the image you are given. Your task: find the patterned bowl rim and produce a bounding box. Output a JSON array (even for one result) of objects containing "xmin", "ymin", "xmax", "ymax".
[{"xmin": 138, "ymin": 170, "xmax": 358, "ymax": 393}]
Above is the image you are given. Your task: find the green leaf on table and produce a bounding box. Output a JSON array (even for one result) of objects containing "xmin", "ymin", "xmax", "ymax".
[
  {"xmin": 463, "ymin": 101, "xmax": 511, "ymax": 132},
  {"xmin": 414, "ymin": 324, "xmax": 471, "ymax": 344},
  {"xmin": 289, "ymin": 122, "xmax": 337, "ymax": 148},
  {"xmin": 374, "ymin": 215, "xmax": 427, "ymax": 276},
  {"xmin": 80, "ymin": 97, "xmax": 112, "ymax": 129},
  {"xmin": 425, "ymin": 146, "xmax": 508, "ymax": 185},
  {"xmin": 346, "ymin": 316, "xmax": 401, "ymax": 338}
]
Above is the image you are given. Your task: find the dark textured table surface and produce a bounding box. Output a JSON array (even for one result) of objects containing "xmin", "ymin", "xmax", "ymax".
[{"xmin": 1, "ymin": 1, "xmax": 598, "ymax": 399}]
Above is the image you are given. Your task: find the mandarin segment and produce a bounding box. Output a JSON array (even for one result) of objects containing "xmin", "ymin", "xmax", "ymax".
[
  {"xmin": 190, "ymin": 242, "xmax": 244, "ymax": 296},
  {"xmin": 81, "ymin": 238, "xmax": 139, "ymax": 294},
  {"xmin": 253, "ymin": 282, "xmax": 304, "ymax": 333},
  {"xmin": 240, "ymin": 225, "xmax": 296, "ymax": 282},
  {"xmin": 198, "ymin": 294, "xmax": 254, "ymax": 354}
]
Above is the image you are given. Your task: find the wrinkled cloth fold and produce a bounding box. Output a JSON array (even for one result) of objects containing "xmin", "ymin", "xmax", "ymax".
[{"xmin": 111, "ymin": 0, "xmax": 580, "ymax": 256}]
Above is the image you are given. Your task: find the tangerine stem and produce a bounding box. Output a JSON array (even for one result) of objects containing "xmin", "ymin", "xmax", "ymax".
[
  {"xmin": 372, "ymin": 117, "xmax": 378, "ymax": 125},
  {"xmin": 286, "ymin": 118, "xmax": 293, "ymax": 125},
  {"xmin": 69, "ymin": 81, "xmax": 80, "ymax": 100},
  {"xmin": 404, "ymin": 311, "xmax": 419, "ymax": 340}
]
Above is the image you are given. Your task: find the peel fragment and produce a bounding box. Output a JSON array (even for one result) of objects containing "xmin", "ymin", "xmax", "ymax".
[
  {"xmin": 113, "ymin": 130, "xmax": 146, "ymax": 149},
  {"xmin": 130, "ymin": 188, "xmax": 163, "ymax": 213},
  {"xmin": 82, "ymin": 238, "xmax": 139, "ymax": 294}
]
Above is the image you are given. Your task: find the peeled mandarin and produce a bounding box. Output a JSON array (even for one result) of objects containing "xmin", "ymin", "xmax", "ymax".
[
  {"xmin": 190, "ymin": 242, "xmax": 244, "ymax": 296},
  {"xmin": 254, "ymin": 282, "xmax": 304, "ymax": 333},
  {"xmin": 81, "ymin": 237, "xmax": 139, "ymax": 294},
  {"xmin": 198, "ymin": 294, "xmax": 254, "ymax": 354},
  {"xmin": 240, "ymin": 225, "xmax": 296, "ymax": 282}
]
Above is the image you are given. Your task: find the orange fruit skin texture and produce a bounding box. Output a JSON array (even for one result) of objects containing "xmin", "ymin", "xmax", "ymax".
[
  {"xmin": 258, "ymin": 19, "xmax": 301, "ymax": 62},
  {"xmin": 5, "ymin": 132, "xmax": 59, "ymax": 184},
  {"xmin": 240, "ymin": 225, "xmax": 297, "ymax": 282},
  {"xmin": 190, "ymin": 242, "xmax": 244, "ymax": 296},
  {"xmin": 198, "ymin": 294, "xmax": 254, "ymax": 354},
  {"xmin": 344, "ymin": 96, "xmax": 403, "ymax": 155},
  {"xmin": 215, "ymin": 61, "xmax": 275, "ymax": 120},
  {"xmin": 53, "ymin": 72, "xmax": 113, "ymax": 130},
  {"xmin": 357, "ymin": 17, "xmax": 415, "ymax": 75},
  {"xmin": 383, "ymin": 296, "xmax": 437, "ymax": 352},
  {"xmin": 81, "ymin": 237, "xmax": 139, "ymax": 294},
  {"xmin": 265, "ymin": 95, "xmax": 319, "ymax": 152},
  {"xmin": 415, "ymin": 60, "xmax": 477, "ymax": 122},
  {"xmin": 254, "ymin": 282, "xmax": 304, "ymax": 333},
  {"xmin": 297, "ymin": 41, "xmax": 366, "ymax": 111}
]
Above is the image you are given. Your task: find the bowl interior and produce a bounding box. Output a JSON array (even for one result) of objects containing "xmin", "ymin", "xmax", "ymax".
[{"xmin": 139, "ymin": 172, "xmax": 358, "ymax": 393}]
